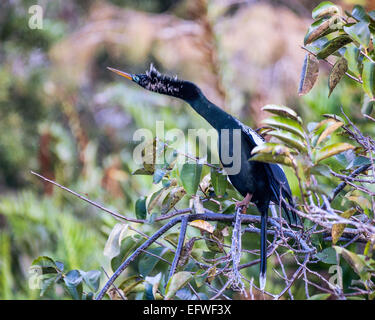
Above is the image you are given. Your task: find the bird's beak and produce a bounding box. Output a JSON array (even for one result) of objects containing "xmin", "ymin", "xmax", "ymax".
[{"xmin": 107, "ymin": 67, "xmax": 132, "ymax": 80}]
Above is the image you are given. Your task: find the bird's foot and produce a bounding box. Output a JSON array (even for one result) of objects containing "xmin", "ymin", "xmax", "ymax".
[{"xmin": 235, "ymin": 193, "xmax": 252, "ymax": 213}]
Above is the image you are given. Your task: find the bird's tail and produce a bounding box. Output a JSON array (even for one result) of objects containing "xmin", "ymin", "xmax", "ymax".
[{"xmin": 260, "ymin": 209, "xmax": 268, "ymax": 291}]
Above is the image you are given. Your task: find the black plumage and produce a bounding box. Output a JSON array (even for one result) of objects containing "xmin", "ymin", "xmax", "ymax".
[{"xmin": 108, "ymin": 64, "xmax": 296, "ymax": 290}]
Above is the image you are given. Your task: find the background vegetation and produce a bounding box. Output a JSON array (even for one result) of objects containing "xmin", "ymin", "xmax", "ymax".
[{"xmin": 0, "ymin": 0, "xmax": 374, "ymax": 300}]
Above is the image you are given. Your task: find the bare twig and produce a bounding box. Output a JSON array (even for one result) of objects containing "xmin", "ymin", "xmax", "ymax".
[
  {"xmin": 328, "ymin": 164, "xmax": 371, "ymax": 202},
  {"xmin": 31, "ymin": 171, "xmax": 145, "ymax": 224},
  {"xmin": 167, "ymin": 215, "xmax": 188, "ymax": 282},
  {"xmin": 96, "ymin": 216, "xmax": 182, "ymax": 300},
  {"xmin": 101, "ymin": 267, "xmax": 126, "ymax": 300}
]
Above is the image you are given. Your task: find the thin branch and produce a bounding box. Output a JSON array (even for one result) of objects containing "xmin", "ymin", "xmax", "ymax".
[
  {"xmin": 328, "ymin": 164, "xmax": 371, "ymax": 202},
  {"xmin": 274, "ymin": 253, "xmax": 311, "ymax": 300},
  {"xmin": 101, "ymin": 267, "xmax": 126, "ymax": 300},
  {"xmin": 96, "ymin": 216, "xmax": 182, "ymax": 300},
  {"xmin": 360, "ymin": 50, "xmax": 375, "ymax": 63},
  {"xmin": 167, "ymin": 215, "xmax": 188, "ymax": 282},
  {"xmin": 31, "ymin": 171, "xmax": 145, "ymax": 224}
]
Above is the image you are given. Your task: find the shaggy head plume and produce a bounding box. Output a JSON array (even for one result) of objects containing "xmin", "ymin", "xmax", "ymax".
[{"xmin": 134, "ymin": 64, "xmax": 200, "ymax": 101}]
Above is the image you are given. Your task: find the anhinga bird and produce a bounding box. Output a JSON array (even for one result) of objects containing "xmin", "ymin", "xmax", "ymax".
[{"xmin": 108, "ymin": 64, "xmax": 296, "ymax": 290}]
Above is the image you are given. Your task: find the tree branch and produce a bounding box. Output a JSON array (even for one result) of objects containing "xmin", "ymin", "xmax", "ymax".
[
  {"xmin": 167, "ymin": 215, "xmax": 188, "ymax": 282},
  {"xmin": 328, "ymin": 164, "xmax": 371, "ymax": 202}
]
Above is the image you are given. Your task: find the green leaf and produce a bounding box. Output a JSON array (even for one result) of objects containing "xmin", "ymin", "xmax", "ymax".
[
  {"xmin": 103, "ymin": 223, "xmax": 129, "ymax": 260},
  {"xmin": 30, "ymin": 257, "xmax": 63, "ymax": 296},
  {"xmin": 334, "ymin": 246, "xmax": 370, "ymax": 280},
  {"xmin": 199, "ymin": 173, "xmax": 211, "ymax": 194},
  {"xmin": 63, "ymin": 270, "xmax": 83, "ymax": 300},
  {"xmin": 31, "ymin": 256, "xmax": 58, "ymax": 274},
  {"xmin": 262, "ymin": 116, "xmax": 305, "ymax": 139},
  {"xmin": 193, "ymin": 270, "xmax": 207, "ymax": 288},
  {"xmin": 344, "ymin": 22, "xmax": 370, "ymax": 48},
  {"xmin": 163, "ymin": 232, "xmax": 180, "ymax": 247},
  {"xmin": 351, "ymin": 5, "xmax": 370, "ymax": 23},
  {"xmin": 308, "ymin": 293, "xmax": 331, "ymax": 300},
  {"xmin": 142, "ymin": 139, "xmax": 156, "ymax": 174},
  {"xmin": 344, "ymin": 43, "xmax": 362, "ymax": 78},
  {"xmin": 153, "ymin": 168, "xmax": 166, "ymax": 184},
  {"xmin": 346, "ymin": 155, "xmax": 372, "ymax": 169},
  {"xmin": 312, "ymin": 119, "xmax": 334, "ymax": 144},
  {"xmin": 316, "ymin": 247, "xmax": 337, "ymax": 264},
  {"xmin": 315, "ymin": 143, "xmax": 355, "ymax": 163},
  {"xmin": 335, "ymin": 149, "xmax": 356, "ymax": 167},
  {"xmin": 304, "ymin": 18, "xmax": 334, "ymax": 45},
  {"xmin": 267, "ymin": 129, "xmax": 307, "ymax": 153},
  {"xmin": 251, "ymin": 143, "xmax": 296, "ymax": 156},
  {"xmin": 147, "ymin": 187, "xmax": 172, "ymax": 213},
  {"xmin": 192, "ymin": 195, "xmax": 205, "ymax": 214},
  {"xmin": 145, "ymin": 273, "xmax": 162, "ymax": 300},
  {"xmin": 119, "ymin": 275, "xmax": 144, "ymax": 295},
  {"xmin": 165, "ymin": 271, "xmax": 192, "ymax": 300},
  {"xmin": 331, "ymin": 208, "xmax": 356, "ymax": 245},
  {"xmin": 210, "ymin": 168, "xmax": 227, "ymax": 197},
  {"xmin": 161, "ymin": 187, "xmax": 186, "ymax": 214},
  {"xmin": 80, "ymin": 270, "xmax": 101, "ymax": 292},
  {"xmin": 311, "ymin": 164, "xmax": 331, "ymax": 177},
  {"xmin": 178, "ymin": 237, "xmax": 197, "ymax": 267},
  {"xmin": 347, "ymin": 194, "xmax": 371, "ymax": 211},
  {"xmin": 135, "ymin": 197, "xmax": 147, "ymax": 220},
  {"xmin": 361, "ymin": 94, "xmax": 375, "ymax": 115},
  {"xmin": 83, "ymin": 292, "xmax": 95, "ymax": 300},
  {"xmin": 322, "ymin": 114, "xmax": 345, "ymax": 123},
  {"xmin": 312, "ymin": 1, "xmax": 340, "ymax": 19},
  {"xmin": 190, "ymin": 220, "xmax": 214, "ymax": 233},
  {"xmin": 251, "ymin": 153, "xmax": 293, "ymax": 167},
  {"xmin": 261, "ymin": 104, "xmax": 301, "ymax": 123},
  {"xmin": 316, "ymin": 35, "xmax": 352, "ymax": 59},
  {"xmin": 316, "ymin": 120, "xmax": 344, "ymax": 145},
  {"xmin": 165, "ymin": 148, "xmax": 178, "ymax": 170},
  {"xmin": 132, "ymin": 168, "xmax": 153, "ymax": 175},
  {"xmin": 111, "ymin": 235, "xmax": 143, "ymax": 272},
  {"xmin": 145, "ymin": 283, "xmax": 155, "ymax": 300},
  {"xmin": 180, "ymin": 163, "xmax": 203, "ymax": 195},
  {"xmin": 55, "ymin": 261, "xmax": 64, "ymax": 272},
  {"xmin": 298, "ymin": 53, "xmax": 320, "ymax": 95},
  {"xmin": 138, "ymin": 247, "xmax": 169, "ymax": 277},
  {"xmin": 328, "ymin": 57, "xmax": 348, "ymax": 97},
  {"xmin": 39, "ymin": 274, "xmax": 61, "ymax": 296},
  {"xmin": 362, "ymin": 58, "xmax": 375, "ymax": 99},
  {"xmin": 305, "ymin": 38, "xmax": 329, "ymax": 55},
  {"xmin": 205, "ymin": 229, "xmax": 225, "ymax": 253}
]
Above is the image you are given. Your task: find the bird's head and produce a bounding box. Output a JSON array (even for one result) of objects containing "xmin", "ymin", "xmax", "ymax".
[{"xmin": 107, "ymin": 64, "xmax": 201, "ymax": 102}]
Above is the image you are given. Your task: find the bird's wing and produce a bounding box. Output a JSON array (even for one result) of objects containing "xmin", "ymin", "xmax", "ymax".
[
  {"xmin": 238, "ymin": 121, "xmax": 296, "ymax": 223},
  {"xmin": 264, "ymin": 163, "xmax": 296, "ymax": 223},
  {"xmin": 235, "ymin": 119, "xmax": 266, "ymax": 147},
  {"xmin": 237, "ymin": 121, "xmax": 288, "ymax": 189}
]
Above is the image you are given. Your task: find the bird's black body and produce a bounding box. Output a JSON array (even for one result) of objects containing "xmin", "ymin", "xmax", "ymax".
[{"xmin": 110, "ymin": 64, "xmax": 296, "ymax": 290}]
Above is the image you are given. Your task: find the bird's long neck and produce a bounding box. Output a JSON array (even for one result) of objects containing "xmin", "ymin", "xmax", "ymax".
[{"xmin": 186, "ymin": 92, "xmax": 237, "ymax": 131}]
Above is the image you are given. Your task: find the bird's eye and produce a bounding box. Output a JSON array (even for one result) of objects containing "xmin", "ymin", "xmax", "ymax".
[{"xmin": 133, "ymin": 75, "xmax": 140, "ymax": 82}]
